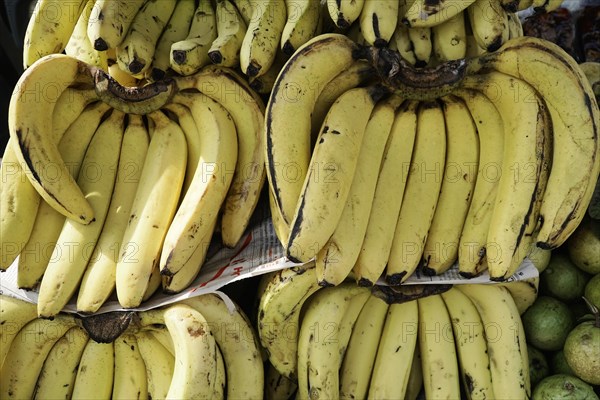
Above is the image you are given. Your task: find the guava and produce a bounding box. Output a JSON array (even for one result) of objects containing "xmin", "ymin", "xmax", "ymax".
[
  {"xmin": 563, "ymin": 318, "xmax": 600, "ymax": 385},
  {"xmin": 540, "ymin": 253, "xmax": 588, "ymax": 302},
  {"xmin": 532, "ymin": 374, "xmax": 599, "ymax": 400},
  {"xmin": 567, "ymin": 219, "xmax": 600, "ymax": 275},
  {"xmin": 522, "ymin": 296, "xmax": 574, "ymax": 351}
]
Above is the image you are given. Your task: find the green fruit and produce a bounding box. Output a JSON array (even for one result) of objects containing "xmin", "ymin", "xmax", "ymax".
[
  {"xmin": 584, "ymin": 274, "xmax": 600, "ymax": 310},
  {"xmin": 567, "ymin": 219, "xmax": 600, "ymax": 275},
  {"xmin": 540, "ymin": 253, "xmax": 588, "ymax": 303},
  {"xmin": 532, "ymin": 374, "xmax": 599, "ymax": 400},
  {"xmin": 529, "ymin": 247, "xmax": 552, "ymax": 273},
  {"xmin": 528, "ymin": 346, "xmax": 550, "ymax": 386},
  {"xmin": 522, "ymin": 296, "xmax": 575, "ymax": 351},
  {"xmin": 551, "ymin": 350, "xmax": 575, "ymax": 376},
  {"xmin": 563, "ymin": 320, "xmax": 600, "ymax": 385}
]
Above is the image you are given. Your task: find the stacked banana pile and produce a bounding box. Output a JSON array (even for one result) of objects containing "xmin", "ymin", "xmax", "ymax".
[
  {"xmin": 0, "ymin": 293, "xmax": 264, "ymax": 399},
  {"xmin": 258, "ymin": 264, "xmax": 533, "ymax": 399},
  {"xmin": 0, "ymin": 54, "xmax": 265, "ymax": 315},
  {"xmin": 266, "ymin": 34, "xmax": 600, "ymax": 286}
]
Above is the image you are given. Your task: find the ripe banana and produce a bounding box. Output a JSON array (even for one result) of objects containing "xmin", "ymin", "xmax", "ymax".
[
  {"xmin": 112, "ymin": 334, "xmax": 148, "ymax": 399},
  {"xmin": 393, "ymin": 24, "xmax": 418, "ymax": 65},
  {"xmin": 432, "ymin": 11, "xmax": 467, "ymax": 61},
  {"xmin": 147, "ymin": 0, "xmax": 195, "ymax": 81},
  {"xmin": 467, "ymin": 0, "xmax": 510, "ymax": 52},
  {"xmin": 87, "ymin": 0, "xmax": 146, "ymax": 51},
  {"xmin": 368, "ymin": 299, "xmax": 419, "ymax": 399},
  {"xmin": 17, "ymin": 101, "xmax": 111, "ymax": 289},
  {"xmin": 0, "ymin": 295, "xmax": 38, "ymax": 367},
  {"xmin": 532, "ymin": 0, "xmax": 564, "ymax": 12},
  {"xmin": 417, "ymin": 294, "xmax": 461, "ymax": 399},
  {"xmin": 240, "ymin": 0, "xmax": 287, "ymax": 77},
  {"xmin": 72, "ymin": 340, "xmax": 114, "ymax": 399},
  {"xmin": 37, "ymin": 110, "xmax": 125, "ymax": 318},
  {"xmin": 441, "ymin": 287, "xmax": 495, "ymax": 399},
  {"xmin": 146, "ymin": 326, "xmax": 175, "ymax": 356},
  {"xmin": 386, "ymin": 101, "xmax": 447, "ymax": 285},
  {"xmin": 469, "ymin": 36, "xmax": 600, "ymax": 249},
  {"xmin": 405, "ymin": 345, "xmax": 423, "ymax": 400},
  {"xmin": 257, "ymin": 263, "xmax": 321, "ymax": 379},
  {"xmin": 360, "ymin": 0, "xmax": 399, "ymax": 47},
  {"xmin": 265, "ymin": 363, "xmax": 298, "ymax": 400},
  {"xmin": 23, "ymin": 0, "xmax": 87, "ymax": 68},
  {"xmin": 135, "ymin": 330, "xmax": 175, "ymax": 400},
  {"xmin": 0, "ymin": 315, "xmax": 77, "ymax": 399},
  {"xmin": 422, "ymin": 96, "xmax": 479, "ymax": 275},
  {"xmin": 249, "ymin": 50, "xmax": 288, "ymax": 95},
  {"xmin": 340, "ymin": 294, "xmax": 389, "ymax": 399},
  {"xmin": 327, "ymin": 0, "xmax": 364, "ymax": 29},
  {"xmin": 182, "ymin": 294, "xmax": 265, "ymax": 399},
  {"xmin": 265, "ymin": 34, "xmax": 359, "ymax": 225},
  {"xmin": 407, "ymin": 26, "xmax": 433, "ymax": 67},
  {"xmin": 160, "ymin": 92, "xmax": 238, "ymax": 277},
  {"xmin": 65, "ymin": 0, "xmax": 109, "ymax": 70},
  {"xmin": 498, "ymin": 276, "xmax": 540, "ymax": 314},
  {"xmin": 457, "ymin": 284, "xmax": 530, "ymax": 399},
  {"xmin": 34, "ymin": 326, "xmax": 89, "ymax": 400},
  {"xmin": 461, "ymin": 72, "xmax": 551, "ymax": 280},
  {"xmin": 77, "ymin": 114, "xmax": 149, "ymax": 313},
  {"xmin": 296, "ymin": 283, "xmax": 369, "ymax": 400},
  {"xmin": 208, "ymin": 0, "xmax": 247, "ymax": 68},
  {"xmin": 353, "ymin": 101, "xmax": 418, "ymax": 285},
  {"xmin": 454, "ymin": 89, "xmax": 505, "ymax": 278},
  {"xmin": 507, "ymin": 11, "xmax": 523, "ymax": 39},
  {"xmin": 170, "ymin": 0, "xmax": 217, "ymax": 76},
  {"xmin": 116, "ymin": 110, "xmax": 187, "ymax": 308},
  {"xmin": 287, "ymin": 86, "xmax": 383, "ymax": 262},
  {"xmin": 404, "ymin": 0, "xmax": 476, "ymax": 28},
  {"xmin": 116, "ymin": 0, "xmax": 177, "ymax": 76},
  {"xmin": 281, "ymin": 0, "xmax": 321, "ymax": 55},
  {"xmin": 232, "ymin": 0, "xmax": 253, "ymax": 25},
  {"xmin": 316, "ymin": 97, "xmax": 398, "ymax": 286}
]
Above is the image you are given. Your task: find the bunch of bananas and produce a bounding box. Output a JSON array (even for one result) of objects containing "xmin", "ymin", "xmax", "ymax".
[
  {"xmin": 0, "ymin": 54, "xmax": 266, "ymax": 315},
  {"xmin": 257, "ymin": 264, "xmax": 535, "ymax": 399},
  {"xmin": 266, "ymin": 33, "xmax": 600, "ymax": 286},
  {"xmin": 0, "ymin": 293, "xmax": 264, "ymax": 399}
]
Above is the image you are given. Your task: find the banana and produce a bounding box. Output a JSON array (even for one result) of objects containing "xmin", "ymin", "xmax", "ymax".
[
  {"xmin": 72, "ymin": 340, "xmax": 114, "ymax": 399},
  {"xmin": 143, "ymin": 263, "xmax": 162, "ymax": 301},
  {"xmin": 453, "ymin": 89, "xmax": 504, "ymax": 278},
  {"xmin": 469, "ymin": 37, "xmax": 600, "ymax": 249},
  {"xmin": 182, "ymin": 294, "xmax": 264, "ymax": 399},
  {"xmin": 281, "ymin": 0, "xmax": 321, "ymax": 55},
  {"xmin": 141, "ymin": 304, "xmax": 219, "ymax": 399},
  {"xmin": 108, "ymin": 61, "xmax": 139, "ymax": 87},
  {"xmin": 287, "ymin": 86, "xmax": 384, "ymax": 263},
  {"xmin": 0, "ymin": 295, "xmax": 38, "ymax": 367},
  {"xmin": 175, "ymin": 66, "xmax": 266, "ymax": 248},
  {"xmin": 0, "ymin": 314, "xmax": 77, "ymax": 399},
  {"xmin": 170, "ymin": 0, "xmax": 217, "ymax": 76},
  {"xmin": 386, "ymin": 101, "xmax": 446, "ymax": 285},
  {"xmin": 467, "ymin": 0, "xmax": 510, "ymax": 52},
  {"xmin": 310, "ymin": 60, "xmax": 376, "ymax": 142},
  {"xmin": 352, "ymin": 101, "xmax": 418, "ymax": 285},
  {"xmin": 87, "ymin": 0, "xmax": 146, "ymax": 51},
  {"xmin": 269, "ymin": 185, "xmax": 291, "ymax": 247},
  {"xmin": 360, "ymin": 0, "xmax": 399, "ymax": 47},
  {"xmin": 421, "ymin": 96, "xmax": 479, "ymax": 275},
  {"xmin": 147, "ymin": 0, "xmax": 195, "ymax": 81},
  {"xmin": 457, "ymin": 284, "xmax": 530, "ymax": 399},
  {"xmin": 405, "ymin": 345, "xmax": 423, "ymax": 400},
  {"xmin": 516, "ymin": 0, "xmax": 534, "ymax": 10},
  {"xmin": 240, "ymin": 0, "xmax": 287, "ymax": 77},
  {"xmin": 507, "ymin": 11, "xmax": 523, "ymax": 39},
  {"xmin": 116, "ymin": 0, "xmax": 177, "ymax": 76},
  {"xmin": 315, "ymin": 97, "xmax": 398, "ymax": 286},
  {"xmin": 368, "ymin": 299, "xmax": 420, "ymax": 399},
  {"xmin": 37, "ymin": 110, "xmax": 125, "ymax": 318},
  {"xmin": 8, "ymin": 54, "xmax": 98, "ymax": 223},
  {"xmin": 498, "ymin": 276, "xmax": 539, "ymax": 314},
  {"xmin": 266, "ymin": 363, "xmax": 298, "ymax": 400},
  {"xmin": 265, "ymin": 34, "xmax": 359, "ymax": 224},
  {"xmin": 232, "ymin": 0, "xmax": 254, "ymax": 25},
  {"xmin": 403, "ymin": 0, "xmax": 476, "ymax": 28},
  {"xmin": 392, "ymin": 23, "xmax": 418, "ymax": 65},
  {"xmin": 417, "ymin": 294, "xmax": 461, "ymax": 399},
  {"xmin": 76, "ymin": 114, "xmax": 149, "ymax": 313},
  {"xmin": 146, "ymin": 326, "xmax": 175, "ymax": 356},
  {"xmin": 327, "ymin": 0, "xmax": 364, "ymax": 29},
  {"xmin": 440, "ymin": 287, "xmax": 495, "ymax": 399},
  {"xmin": 213, "ymin": 345, "xmax": 226, "ymax": 399},
  {"xmin": 208, "ymin": 0, "xmax": 247, "ymax": 68},
  {"xmin": 112, "ymin": 333, "xmax": 148, "ymax": 399},
  {"xmin": 248, "ymin": 50, "xmax": 288, "ymax": 95},
  {"xmin": 337, "ymin": 290, "xmax": 371, "ymax": 356},
  {"xmin": 115, "ymin": 110, "xmax": 187, "ymax": 308},
  {"xmin": 65, "ymin": 0, "xmax": 109, "ymax": 70},
  {"xmin": 432, "ymin": 11, "xmax": 467, "ymax": 61},
  {"xmin": 159, "ymin": 92, "xmax": 238, "ymax": 277},
  {"xmin": 532, "ymin": 0, "xmax": 564, "ymax": 12},
  {"xmin": 34, "ymin": 326, "xmax": 89, "ymax": 400},
  {"xmin": 296, "ymin": 283, "xmax": 368, "ymax": 400},
  {"xmin": 340, "ymin": 294, "xmax": 389, "ymax": 399},
  {"xmin": 461, "ymin": 72, "xmax": 551, "ymax": 280},
  {"xmin": 257, "ymin": 262, "xmax": 321, "ymax": 379},
  {"xmin": 407, "ymin": 26, "xmax": 433, "ymax": 67},
  {"xmin": 135, "ymin": 330, "xmax": 175, "ymax": 400},
  {"xmin": 17, "ymin": 101, "xmax": 111, "ymax": 289},
  {"xmin": 23, "ymin": 0, "xmax": 87, "ymax": 68}
]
